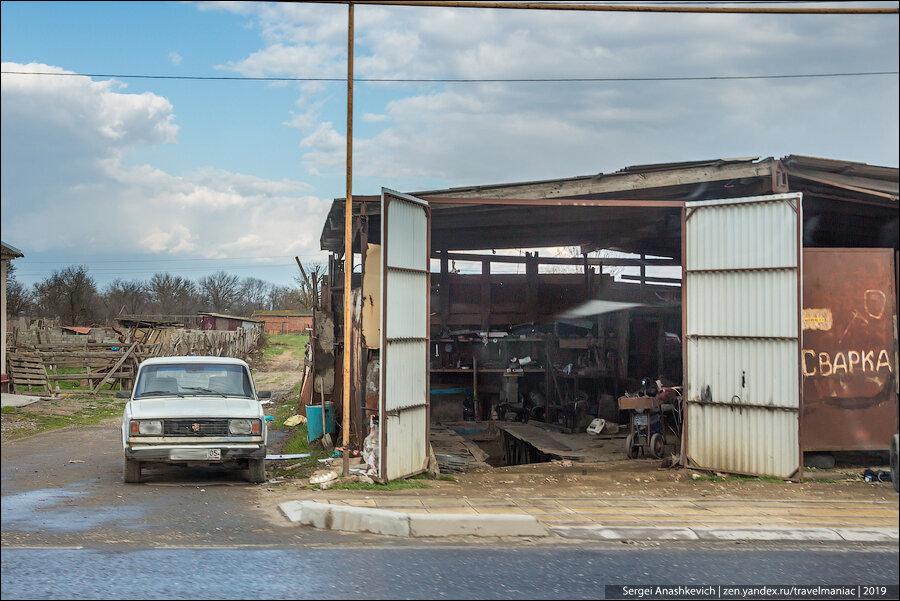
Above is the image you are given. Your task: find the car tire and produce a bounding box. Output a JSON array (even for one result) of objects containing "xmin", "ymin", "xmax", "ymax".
[
  {"xmin": 891, "ymin": 434, "xmax": 899, "ymax": 493},
  {"xmin": 123, "ymin": 458, "xmax": 142, "ymax": 484},
  {"xmin": 248, "ymin": 458, "xmax": 266, "ymax": 484}
]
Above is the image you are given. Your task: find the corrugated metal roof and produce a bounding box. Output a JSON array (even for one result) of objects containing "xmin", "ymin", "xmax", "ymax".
[{"xmin": 1, "ymin": 240, "xmax": 24, "ymax": 258}]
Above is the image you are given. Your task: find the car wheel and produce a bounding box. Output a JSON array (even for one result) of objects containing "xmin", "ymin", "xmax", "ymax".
[
  {"xmin": 248, "ymin": 458, "xmax": 266, "ymax": 483},
  {"xmin": 650, "ymin": 433, "xmax": 665, "ymax": 459},
  {"xmin": 123, "ymin": 458, "xmax": 142, "ymax": 483}
]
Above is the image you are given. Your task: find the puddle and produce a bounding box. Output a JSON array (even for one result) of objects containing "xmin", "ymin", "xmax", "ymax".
[{"xmin": 1, "ymin": 486, "xmax": 151, "ymax": 532}]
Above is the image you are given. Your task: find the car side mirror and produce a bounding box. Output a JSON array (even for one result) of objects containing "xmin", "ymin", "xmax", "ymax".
[
  {"xmin": 258, "ymin": 390, "xmax": 272, "ymax": 399},
  {"xmin": 115, "ymin": 390, "xmax": 131, "ymax": 399}
]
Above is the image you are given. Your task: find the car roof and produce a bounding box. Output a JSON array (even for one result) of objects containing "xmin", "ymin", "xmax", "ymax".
[{"xmin": 139, "ymin": 356, "xmax": 250, "ymax": 369}]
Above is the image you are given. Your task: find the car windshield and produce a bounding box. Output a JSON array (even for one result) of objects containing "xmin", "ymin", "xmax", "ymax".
[{"xmin": 134, "ymin": 363, "xmax": 254, "ymax": 399}]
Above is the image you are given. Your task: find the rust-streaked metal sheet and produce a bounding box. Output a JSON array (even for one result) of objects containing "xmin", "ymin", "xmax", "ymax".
[
  {"xmin": 683, "ymin": 193, "xmax": 802, "ymax": 479},
  {"xmin": 802, "ymin": 248, "xmax": 898, "ymax": 451}
]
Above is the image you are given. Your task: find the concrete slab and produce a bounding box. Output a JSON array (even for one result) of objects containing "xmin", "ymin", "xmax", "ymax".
[
  {"xmin": 278, "ymin": 501, "xmax": 309, "ymax": 523},
  {"xmin": 835, "ymin": 528, "xmax": 900, "ymax": 542},
  {"xmin": 693, "ymin": 527, "xmax": 842, "ymax": 541},
  {"xmin": 408, "ymin": 513, "xmax": 547, "ymax": 537},
  {"xmin": 550, "ymin": 526, "xmax": 699, "ymax": 541},
  {"xmin": 1, "ymin": 393, "xmax": 45, "ymax": 408},
  {"xmin": 328, "ymin": 505, "xmax": 410, "ymax": 537}
]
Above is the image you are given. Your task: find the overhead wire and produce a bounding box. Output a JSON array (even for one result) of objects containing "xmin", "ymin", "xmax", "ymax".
[{"xmin": 2, "ymin": 69, "xmax": 897, "ymax": 83}]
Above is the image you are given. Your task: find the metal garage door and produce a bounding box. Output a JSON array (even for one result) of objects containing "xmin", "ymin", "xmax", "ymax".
[
  {"xmin": 683, "ymin": 193, "xmax": 803, "ymax": 479},
  {"xmin": 379, "ymin": 188, "xmax": 431, "ymax": 481}
]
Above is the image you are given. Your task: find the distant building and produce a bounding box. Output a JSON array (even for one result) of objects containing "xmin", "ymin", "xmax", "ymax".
[
  {"xmin": 251, "ymin": 310, "xmax": 312, "ymax": 335},
  {"xmin": 2, "ymin": 240, "xmax": 25, "ymax": 392},
  {"xmin": 198, "ymin": 312, "xmax": 263, "ymax": 333}
]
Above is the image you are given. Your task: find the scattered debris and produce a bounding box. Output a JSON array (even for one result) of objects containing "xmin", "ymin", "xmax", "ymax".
[
  {"xmin": 283, "ymin": 415, "xmax": 307, "ymax": 427},
  {"xmin": 67, "ymin": 460, "xmax": 85, "ymax": 464},
  {"xmin": 309, "ymin": 469, "xmax": 338, "ymax": 485},
  {"xmin": 266, "ymin": 453, "xmax": 311, "ymax": 460}
]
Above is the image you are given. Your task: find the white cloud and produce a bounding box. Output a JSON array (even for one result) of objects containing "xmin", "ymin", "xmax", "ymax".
[
  {"xmin": 202, "ymin": 3, "xmax": 898, "ymax": 182},
  {"xmin": 168, "ymin": 51, "xmax": 183, "ymax": 66},
  {"xmin": 0, "ymin": 62, "xmax": 331, "ymax": 266}
]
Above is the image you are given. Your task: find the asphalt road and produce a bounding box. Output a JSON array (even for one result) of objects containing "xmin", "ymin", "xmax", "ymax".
[
  {"xmin": 3, "ymin": 425, "xmax": 898, "ymax": 600},
  {"xmin": 2, "ymin": 546, "xmax": 898, "ymax": 600}
]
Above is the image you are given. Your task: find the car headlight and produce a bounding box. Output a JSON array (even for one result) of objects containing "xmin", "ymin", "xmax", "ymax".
[
  {"xmin": 229, "ymin": 419, "xmax": 254, "ymax": 435},
  {"xmin": 131, "ymin": 420, "xmax": 162, "ymax": 436}
]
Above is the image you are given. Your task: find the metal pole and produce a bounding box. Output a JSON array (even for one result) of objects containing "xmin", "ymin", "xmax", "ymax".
[
  {"xmin": 309, "ymin": 1, "xmax": 898, "ymax": 15},
  {"xmin": 342, "ymin": 2, "xmax": 354, "ymax": 477}
]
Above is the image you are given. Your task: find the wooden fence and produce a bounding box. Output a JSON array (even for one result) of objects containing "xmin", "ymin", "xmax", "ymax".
[{"xmin": 6, "ymin": 327, "xmax": 264, "ymax": 395}]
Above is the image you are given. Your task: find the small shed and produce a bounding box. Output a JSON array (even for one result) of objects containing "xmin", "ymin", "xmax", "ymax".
[
  {"xmin": 198, "ymin": 312, "xmax": 263, "ymax": 333},
  {"xmin": 251, "ymin": 310, "xmax": 313, "ymax": 335}
]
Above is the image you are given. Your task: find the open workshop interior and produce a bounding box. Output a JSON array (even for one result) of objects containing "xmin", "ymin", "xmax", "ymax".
[{"xmin": 303, "ymin": 155, "xmax": 899, "ymax": 482}]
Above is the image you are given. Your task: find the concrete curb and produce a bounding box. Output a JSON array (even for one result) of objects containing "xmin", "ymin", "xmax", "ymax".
[
  {"xmin": 550, "ymin": 525, "xmax": 900, "ymax": 543},
  {"xmin": 279, "ymin": 501, "xmax": 548, "ymax": 538}
]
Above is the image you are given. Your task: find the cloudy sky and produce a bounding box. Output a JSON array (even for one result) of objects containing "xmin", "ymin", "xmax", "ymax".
[{"xmin": 1, "ymin": 1, "xmax": 897, "ymax": 288}]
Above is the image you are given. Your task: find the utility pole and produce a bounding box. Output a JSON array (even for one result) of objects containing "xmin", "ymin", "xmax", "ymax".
[{"xmin": 342, "ymin": 2, "xmax": 354, "ymax": 477}]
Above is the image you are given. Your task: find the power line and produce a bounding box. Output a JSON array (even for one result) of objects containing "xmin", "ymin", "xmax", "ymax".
[
  {"xmin": 2, "ymin": 69, "xmax": 897, "ymax": 83},
  {"xmin": 304, "ymin": 0, "xmax": 899, "ymax": 14}
]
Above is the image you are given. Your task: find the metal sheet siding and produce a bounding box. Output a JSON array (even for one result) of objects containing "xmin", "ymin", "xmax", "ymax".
[
  {"xmin": 380, "ymin": 189, "xmax": 430, "ymax": 482},
  {"xmin": 684, "ymin": 193, "xmax": 802, "ymax": 479}
]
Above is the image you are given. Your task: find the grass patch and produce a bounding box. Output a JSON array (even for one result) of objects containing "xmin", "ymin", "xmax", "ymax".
[
  {"xmin": 327, "ymin": 479, "xmax": 432, "ymax": 491},
  {"xmin": 808, "ymin": 478, "xmax": 838, "ymax": 483},
  {"xmin": 262, "ymin": 333, "xmax": 309, "ymax": 361},
  {"xmin": 1, "ymin": 397, "xmax": 126, "ymax": 441}
]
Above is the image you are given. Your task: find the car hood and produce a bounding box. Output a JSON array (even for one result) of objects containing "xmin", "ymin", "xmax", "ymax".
[{"xmin": 130, "ymin": 397, "xmax": 261, "ymax": 419}]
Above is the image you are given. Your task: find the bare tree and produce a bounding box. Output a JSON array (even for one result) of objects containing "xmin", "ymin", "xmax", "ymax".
[
  {"xmin": 33, "ymin": 265, "xmax": 100, "ymax": 325},
  {"xmin": 103, "ymin": 278, "xmax": 148, "ymax": 319},
  {"xmin": 235, "ymin": 277, "xmax": 271, "ymax": 316},
  {"xmin": 293, "ymin": 261, "xmax": 325, "ymax": 311},
  {"xmin": 198, "ymin": 271, "xmax": 241, "ymax": 313},
  {"xmin": 5, "ymin": 262, "xmax": 33, "ymax": 317},
  {"xmin": 149, "ymin": 273, "xmax": 198, "ymax": 315},
  {"xmin": 267, "ymin": 284, "xmax": 301, "ymax": 311}
]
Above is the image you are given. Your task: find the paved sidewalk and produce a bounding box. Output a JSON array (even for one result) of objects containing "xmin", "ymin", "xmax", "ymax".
[{"xmin": 316, "ymin": 495, "xmax": 899, "ymax": 530}]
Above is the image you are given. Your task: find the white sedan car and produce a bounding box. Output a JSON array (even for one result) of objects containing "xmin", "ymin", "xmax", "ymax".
[{"xmin": 121, "ymin": 356, "xmax": 269, "ymax": 483}]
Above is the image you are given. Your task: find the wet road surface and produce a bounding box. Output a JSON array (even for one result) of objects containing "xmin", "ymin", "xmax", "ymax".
[{"xmin": 3, "ymin": 425, "xmax": 898, "ymax": 600}]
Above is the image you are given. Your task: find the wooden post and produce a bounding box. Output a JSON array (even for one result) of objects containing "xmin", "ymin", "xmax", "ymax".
[
  {"xmin": 439, "ymin": 249, "xmax": 449, "ymax": 332},
  {"xmin": 480, "ymin": 259, "xmax": 491, "ymax": 332},
  {"xmin": 341, "ymin": 2, "xmax": 354, "ymax": 477},
  {"xmin": 526, "ymin": 252, "xmax": 538, "ymax": 324}
]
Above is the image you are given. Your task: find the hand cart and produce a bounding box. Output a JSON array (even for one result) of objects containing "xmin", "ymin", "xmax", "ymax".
[{"xmin": 617, "ymin": 395, "xmax": 679, "ymax": 459}]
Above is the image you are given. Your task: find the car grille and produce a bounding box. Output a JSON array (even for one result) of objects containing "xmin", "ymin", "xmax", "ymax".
[{"xmin": 164, "ymin": 419, "xmax": 229, "ymax": 436}]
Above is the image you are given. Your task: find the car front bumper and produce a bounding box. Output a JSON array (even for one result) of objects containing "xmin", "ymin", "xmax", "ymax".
[{"xmin": 125, "ymin": 442, "xmax": 265, "ymax": 462}]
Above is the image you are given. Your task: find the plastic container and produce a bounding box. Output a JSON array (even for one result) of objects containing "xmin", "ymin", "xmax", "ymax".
[{"xmin": 306, "ymin": 402, "xmax": 335, "ymax": 442}]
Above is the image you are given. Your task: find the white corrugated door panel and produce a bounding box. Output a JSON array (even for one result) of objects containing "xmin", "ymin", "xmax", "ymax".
[
  {"xmin": 683, "ymin": 193, "xmax": 802, "ymax": 479},
  {"xmin": 379, "ymin": 188, "xmax": 430, "ymax": 482}
]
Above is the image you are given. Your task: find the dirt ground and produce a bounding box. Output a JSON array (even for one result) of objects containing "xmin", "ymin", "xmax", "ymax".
[{"xmin": 4, "ymin": 339, "xmax": 896, "ymax": 506}]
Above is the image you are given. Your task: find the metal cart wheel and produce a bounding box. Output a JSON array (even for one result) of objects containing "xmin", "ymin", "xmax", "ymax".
[
  {"xmin": 625, "ymin": 433, "xmax": 636, "ymax": 459},
  {"xmin": 650, "ymin": 433, "xmax": 665, "ymax": 459}
]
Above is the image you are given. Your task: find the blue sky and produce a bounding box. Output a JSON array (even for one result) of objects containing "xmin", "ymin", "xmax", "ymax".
[{"xmin": 1, "ymin": 1, "xmax": 898, "ymax": 290}]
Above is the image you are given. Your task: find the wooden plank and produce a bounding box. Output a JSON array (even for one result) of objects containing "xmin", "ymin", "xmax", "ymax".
[{"xmin": 91, "ymin": 342, "xmax": 137, "ymax": 393}]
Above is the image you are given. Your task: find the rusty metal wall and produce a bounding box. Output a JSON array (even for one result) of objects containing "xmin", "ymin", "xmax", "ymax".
[
  {"xmin": 802, "ymin": 248, "xmax": 898, "ymax": 451},
  {"xmin": 683, "ymin": 193, "xmax": 802, "ymax": 479}
]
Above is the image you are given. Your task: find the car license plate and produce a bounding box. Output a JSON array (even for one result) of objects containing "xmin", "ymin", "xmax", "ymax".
[{"xmin": 170, "ymin": 448, "xmax": 222, "ymax": 461}]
